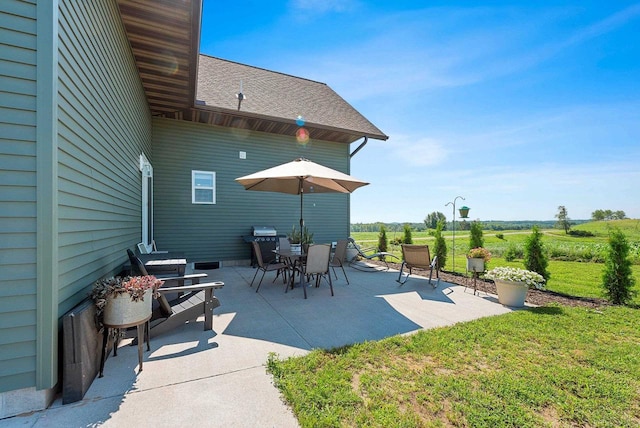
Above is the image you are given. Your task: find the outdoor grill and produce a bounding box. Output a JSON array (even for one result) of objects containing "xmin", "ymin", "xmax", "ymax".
[
  {"xmin": 251, "ymin": 226, "xmax": 277, "ymax": 237},
  {"xmin": 242, "ymin": 226, "xmax": 285, "ymax": 266}
]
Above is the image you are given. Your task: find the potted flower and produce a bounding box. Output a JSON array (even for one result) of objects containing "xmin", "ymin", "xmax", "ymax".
[
  {"xmin": 466, "ymin": 247, "xmax": 491, "ymax": 273},
  {"xmin": 485, "ymin": 267, "xmax": 545, "ymax": 307},
  {"xmin": 91, "ymin": 275, "xmax": 163, "ymax": 326},
  {"xmin": 287, "ymin": 225, "xmax": 314, "ymax": 254}
]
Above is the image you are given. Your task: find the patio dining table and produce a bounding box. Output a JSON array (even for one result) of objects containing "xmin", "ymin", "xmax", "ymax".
[{"xmin": 273, "ymin": 249, "xmax": 310, "ymax": 298}]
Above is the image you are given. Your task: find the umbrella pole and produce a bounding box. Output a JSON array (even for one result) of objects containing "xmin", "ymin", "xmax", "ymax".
[{"xmin": 299, "ymin": 178, "xmax": 304, "ymax": 228}]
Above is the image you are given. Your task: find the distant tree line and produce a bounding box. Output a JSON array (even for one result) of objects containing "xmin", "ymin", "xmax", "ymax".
[
  {"xmin": 592, "ymin": 209, "xmax": 627, "ymax": 221},
  {"xmin": 351, "ymin": 219, "xmax": 589, "ymax": 233}
]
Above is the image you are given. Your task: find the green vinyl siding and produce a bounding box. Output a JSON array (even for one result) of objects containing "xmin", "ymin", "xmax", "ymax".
[
  {"xmin": 152, "ymin": 118, "xmax": 352, "ymax": 262},
  {"xmin": 57, "ymin": 0, "xmax": 151, "ymax": 317},
  {"xmin": 1, "ymin": 0, "xmax": 152, "ymax": 395},
  {"xmin": 0, "ymin": 0, "xmax": 38, "ymax": 392}
]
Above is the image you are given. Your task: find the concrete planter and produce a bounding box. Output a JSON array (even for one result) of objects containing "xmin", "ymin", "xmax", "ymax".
[
  {"xmin": 494, "ymin": 279, "xmax": 528, "ymax": 307},
  {"xmin": 103, "ymin": 289, "xmax": 153, "ymax": 326},
  {"xmin": 466, "ymin": 257, "xmax": 485, "ymax": 273}
]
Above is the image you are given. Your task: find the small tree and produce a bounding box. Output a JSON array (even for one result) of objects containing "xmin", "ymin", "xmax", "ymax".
[
  {"xmin": 424, "ymin": 211, "xmax": 447, "ymax": 230},
  {"xmin": 402, "ymin": 224, "xmax": 413, "ymax": 244},
  {"xmin": 378, "ymin": 225, "xmax": 388, "ymax": 252},
  {"xmin": 433, "ymin": 220, "xmax": 447, "ymax": 271},
  {"xmin": 524, "ymin": 225, "xmax": 550, "ymax": 280},
  {"xmin": 602, "ymin": 228, "xmax": 636, "ymax": 305},
  {"xmin": 555, "ymin": 205, "xmax": 571, "ymax": 233},
  {"xmin": 469, "ymin": 221, "xmax": 484, "ymax": 250}
]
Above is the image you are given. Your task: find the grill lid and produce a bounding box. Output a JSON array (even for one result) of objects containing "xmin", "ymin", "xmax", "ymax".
[{"xmin": 252, "ymin": 226, "xmax": 277, "ymax": 236}]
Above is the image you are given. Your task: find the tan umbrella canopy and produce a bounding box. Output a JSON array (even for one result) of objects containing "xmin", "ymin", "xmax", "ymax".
[{"xmin": 235, "ymin": 157, "xmax": 369, "ymax": 227}]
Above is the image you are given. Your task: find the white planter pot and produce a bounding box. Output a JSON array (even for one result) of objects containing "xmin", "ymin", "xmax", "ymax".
[
  {"xmin": 103, "ymin": 288, "xmax": 153, "ymax": 326},
  {"xmin": 466, "ymin": 257, "xmax": 485, "ymax": 273},
  {"xmin": 290, "ymin": 244, "xmax": 302, "ymax": 254},
  {"xmin": 345, "ymin": 248, "xmax": 358, "ymax": 262},
  {"xmin": 494, "ymin": 279, "xmax": 528, "ymax": 307}
]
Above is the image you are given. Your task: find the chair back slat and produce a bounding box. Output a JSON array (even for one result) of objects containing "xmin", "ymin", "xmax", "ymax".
[
  {"xmin": 127, "ymin": 249, "xmax": 149, "ymax": 276},
  {"xmin": 305, "ymin": 244, "xmax": 331, "ymax": 274},
  {"xmin": 401, "ymin": 244, "xmax": 431, "ymax": 268},
  {"xmin": 252, "ymin": 241, "xmax": 266, "ymax": 269},
  {"xmin": 332, "ymin": 239, "xmax": 348, "ymax": 263},
  {"xmin": 278, "ymin": 237, "xmax": 290, "ymax": 251}
]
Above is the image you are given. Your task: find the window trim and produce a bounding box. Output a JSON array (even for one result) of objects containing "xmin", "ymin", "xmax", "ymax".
[{"xmin": 192, "ymin": 170, "xmax": 216, "ymax": 204}]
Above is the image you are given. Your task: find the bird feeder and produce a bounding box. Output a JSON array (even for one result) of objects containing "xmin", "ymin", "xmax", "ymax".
[{"xmin": 459, "ymin": 206, "xmax": 470, "ymax": 218}]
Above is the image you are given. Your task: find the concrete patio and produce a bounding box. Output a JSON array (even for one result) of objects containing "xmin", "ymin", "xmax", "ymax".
[{"xmin": 3, "ymin": 263, "xmax": 518, "ymax": 427}]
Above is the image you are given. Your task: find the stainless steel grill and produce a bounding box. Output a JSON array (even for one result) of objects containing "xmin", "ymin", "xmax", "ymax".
[
  {"xmin": 243, "ymin": 227, "xmax": 283, "ymax": 266},
  {"xmin": 252, "ymin": 226, "xmax": 277, "ymax": 237}
]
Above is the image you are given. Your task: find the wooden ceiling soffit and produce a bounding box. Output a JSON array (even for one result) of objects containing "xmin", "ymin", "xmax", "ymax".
[
  {"xmin": 117, "ymin": 0, "xmax": 201, "ymax": 117},
  {"xmin": 171, "ymin": 107, "xmax": 365, "ymax": 144}
]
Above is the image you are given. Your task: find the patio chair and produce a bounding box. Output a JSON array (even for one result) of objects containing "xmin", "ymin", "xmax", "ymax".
[
  {"xmin": 289, "ymin": 243, "xmax": 333, "ymax": 299},
  {"xmin": 136, "ymin": 241, "xmax": 168, "ymax": 255},
  {"xmin": 278, "ymin": 237, "xmax": 290, "ymax": 251},
  {"xmin": 396, "ymin": 244, "xmax": 439, "ymax": 287},
  {"xmin": 329, "ymin": 239, "xmax": 349, "ymax": 284},
  {"xmin": 126, "ymin": 249, "xmax": 224, "ymax": 338},
  {"xmin": 347, "ymin": 237, "xmax": 399, "ymax": 270},
  {"xmin": 251, "ymin": 241, "xmax": 288, "ymax": 292}
]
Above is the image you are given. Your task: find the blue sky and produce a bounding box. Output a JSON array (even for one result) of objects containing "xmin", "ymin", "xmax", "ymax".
[{"xmin": 200, "ymin": 1, "xmax": 640, "ymax": 223}]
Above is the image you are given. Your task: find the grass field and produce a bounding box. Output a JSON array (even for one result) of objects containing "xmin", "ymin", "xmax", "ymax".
[
  {"xmin": 268, "ymin": 305, "xmax": 640, "ymax": 427},
  {"xmin": 350, "ymin": 219, "xmax": 640, "ymax": 304},
  {"xmin": 264, "ymin": 221, "xmax": 640, "ymax": 426}
]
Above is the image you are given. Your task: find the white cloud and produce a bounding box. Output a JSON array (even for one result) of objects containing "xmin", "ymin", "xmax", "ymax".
[{"xmin": 386, "ymin": 135, "xmax": 449, "ymax": 167}]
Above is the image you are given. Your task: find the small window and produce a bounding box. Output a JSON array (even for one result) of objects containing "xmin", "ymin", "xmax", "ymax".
[{"xmin": 192, "ymin": 170, "xmax": 215, "ymax": 204}]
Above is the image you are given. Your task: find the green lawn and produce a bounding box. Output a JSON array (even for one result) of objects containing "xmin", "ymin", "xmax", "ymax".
[
  {"xmin": 268, "ymin": 305, "xmax": 640, "ymax": 427},
  {"xmin": 350, "ymin": 220, "xmax": 640, "ymax": 304}
]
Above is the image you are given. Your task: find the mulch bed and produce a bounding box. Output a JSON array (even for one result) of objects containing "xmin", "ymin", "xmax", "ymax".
[{"xmin": 365, "ymin": 260, "xmax": 610, "ymax": 309}]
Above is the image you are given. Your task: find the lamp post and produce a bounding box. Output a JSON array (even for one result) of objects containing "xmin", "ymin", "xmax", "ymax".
[{"xmin": 445, "ymin": 196, "xmax": 465, "ymax": 273}]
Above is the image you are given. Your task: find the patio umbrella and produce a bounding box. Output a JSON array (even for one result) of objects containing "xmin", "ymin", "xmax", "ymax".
[{"xmin": 235, "ymin": 157, "xmax": 369, "ymax": 227}]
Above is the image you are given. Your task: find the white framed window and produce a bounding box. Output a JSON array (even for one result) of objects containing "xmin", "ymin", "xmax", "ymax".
[{"xmin": 192, "ymin": 170, "xmax": 216, "ymax": 204}]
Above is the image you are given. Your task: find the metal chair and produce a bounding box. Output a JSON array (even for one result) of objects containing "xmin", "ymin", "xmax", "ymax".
[
  {"xmin": 396, "ymin": 244, "xmax": 439, "ymax": 287},
  {"xmin": 251, "ymin": 241, "xmax": 288, "ymax": 292},
  {"xmin": 289, "ymin": 244, "xmax": 333, "ymax": 299},
  {"xmin": 329, "ymin": 239, "xmax": 350, "ymax": 284}
]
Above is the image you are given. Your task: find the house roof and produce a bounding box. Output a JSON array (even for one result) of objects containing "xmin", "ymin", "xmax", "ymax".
[
  {"xmin": 194, "ymin": 55, "xmax": 388, "ymax": 143},
  {"xmin": 117, "ymin": 0, "xmax": 387, "ymax": 144}
]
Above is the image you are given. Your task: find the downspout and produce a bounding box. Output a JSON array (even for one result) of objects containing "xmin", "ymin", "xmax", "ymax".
[{"xmin": 349, "ymin": 136, "xmax": 368, "ymax": 158}]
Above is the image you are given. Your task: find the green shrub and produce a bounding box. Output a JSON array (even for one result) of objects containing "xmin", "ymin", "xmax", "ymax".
[
  {"xmin": 496, "ymin": 233, "xmax": 504, "ymax": 240},
  {"xmin": 568, "ymin": 229, "xmax": 595, "ymax": 237},
  {"xmin": 403, "ymin": 224, "xmax": 413, "ymax": 244},
  {"xmin": 378, "ymin": 225, "xmax": 388, "ymax": 252},
  {"xmin": 602, "ymin": 228, "xmax": 637, "ymax": 305},
  {"xmin": 504, "ymin": 243, "xmax": 522, "ymax": 261},
  {"xmin": 469, "ymin": 221, "xmax": 484, "ymax": 249},
  {"xmin": 433, "ymin": 220, "xmax": 447, "ymax": 270},
  {"xmin": 524, "ymin": 225, "xmax": 550, "ymax": 280}
]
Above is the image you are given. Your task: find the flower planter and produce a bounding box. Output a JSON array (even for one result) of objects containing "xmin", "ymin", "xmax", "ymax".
[
  {"xmin": 103, "ymin": 288, "xmax": 153, "ymax": 326},
  {"xmin": 494, "ymin": 279, "xmax": 528, "ymax": 307},
  {"xmin": 466, "ymin": 257, "xmax": 485, "ymax": 273},
  {"xmin": 290, "ymin": 244, "xmax": 302, "ymax": 254}
]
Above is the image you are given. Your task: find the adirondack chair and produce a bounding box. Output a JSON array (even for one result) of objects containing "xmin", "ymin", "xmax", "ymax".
[
  {"xmin": 396, "ymin": 244, "xmax": 439, "ymax": 287},
  {"xmin": 126, "ymin": 249, "xmax": 223, "ymax": 338}
]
